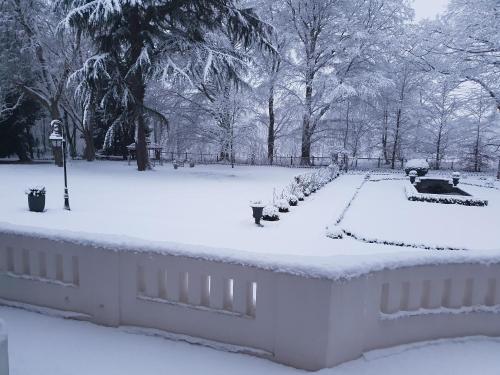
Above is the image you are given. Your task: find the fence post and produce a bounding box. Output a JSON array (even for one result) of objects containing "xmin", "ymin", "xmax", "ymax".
[
  {"xmin": 355, "ymin": 158, "xmax": 358, "ymax": 168},
  {"xmin": 400, "ymin": 159, "xmax": 404, "ymax": 169},
  {"xmin": 290, "ymin": 156, "xmax": 293, "ymax": 166},
  {"xmin": 377, "ymin": 157, "xmax": 381, "ymax": 168},
  {"xmin": 497, "ymin": 159, "xmax": 500, "ymax": 180}
]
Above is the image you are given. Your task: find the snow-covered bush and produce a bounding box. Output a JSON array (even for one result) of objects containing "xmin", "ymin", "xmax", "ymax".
[
  {"xmin": 326, "ymin": 226, "xmax": 343, "ymax": 239},
  {"xmin": 296, "ymin": 191, "xmax": 305, "ymax": 201},
  {"xmin": 288, "ymin": 194, "xmax": 298, "ymax": 206},
  {"xmin": 277, "ymin": 198, "xmax": 290, "ymax": 213},
  {"xmin": 304, "ymin": 187, "xmax": 311, "ymax": 197},
  {"xmin": 404, "ymin": 159, "xmax": 429, "ymax": 176},
  {"xmin": 262, "ymin": 205, "xmax": 279, "ymax": 221}
]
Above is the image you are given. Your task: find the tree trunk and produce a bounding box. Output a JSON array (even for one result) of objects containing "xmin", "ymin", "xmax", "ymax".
[
  {"xmin": 382, "ymin": 107, "xmax": 389, "ymax": 164},
  {"xmin": 343, "ymin": 101, "xmax": 350, "ymax": 150},
  {"xmin": 129, "ymin": 6, "xmax": 149, "ymax": 171},
  {"xmin": 301, "ymin": 76, "xmax": 313, "ymax": 165},
  {"xmin": 391, "ymin": 108, "xmax": 402, "ymax": 169},
  {"xmin": 435, "ymin": 129, "xmax": 442, "ymax": 170},
  {"xmin": 83, "ymin": 93, "xmax": 97, "ymax": 161},
  {"xmin": 267, "ymin": 85, "xmax": 275, "ymax": 164}
]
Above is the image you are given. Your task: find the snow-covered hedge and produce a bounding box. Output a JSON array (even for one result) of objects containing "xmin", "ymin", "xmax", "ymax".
[{"xmin": 404, "ymin": 182, "xmax": 488, "ymax": 207}]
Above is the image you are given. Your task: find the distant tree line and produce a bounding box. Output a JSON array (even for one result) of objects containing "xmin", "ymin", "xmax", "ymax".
[{"xmin": 0, "ymin": 0, "xmax": 498, "ymax": 171}]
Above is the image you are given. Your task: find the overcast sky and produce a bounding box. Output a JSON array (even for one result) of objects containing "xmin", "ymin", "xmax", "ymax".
[{"xmin": 412, "ymin": 0, "xmax": 449, "ymax": 20}]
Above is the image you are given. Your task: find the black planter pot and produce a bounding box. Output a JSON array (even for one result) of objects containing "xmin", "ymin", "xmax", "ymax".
[
  {"xmin": 452, "ymin": 178, "xmax": 459, "ymax": 186},
  {"xmin": 409, "ymin": 176, "xmax": 416, "ymax": 184},
  {"xmin": 251, "ymin": 206, "xmax": 264, "ymax": 225},
  {"xmin": 28, "ymin": 195, "xmax": 45, "ymax": 212}
]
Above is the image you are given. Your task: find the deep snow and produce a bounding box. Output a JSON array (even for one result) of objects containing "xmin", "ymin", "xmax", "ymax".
[
  {"xmin": 1, "ymin": 162, "xmax": 500, "ymax": 280},
  {"xmin": 342, "ymin": 175, "xmax": 499, "ymax": 250},
  {"xmin": 2, "ymin": 306, "xmax": 500, "ymax": 375}
]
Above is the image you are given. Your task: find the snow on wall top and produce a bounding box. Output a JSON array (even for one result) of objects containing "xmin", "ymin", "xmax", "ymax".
[{"xmin": 1, "ymin": 221, "xmax": 500, "ymax": 281}]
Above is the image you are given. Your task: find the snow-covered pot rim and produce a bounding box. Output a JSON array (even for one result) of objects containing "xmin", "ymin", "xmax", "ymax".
[
  {"xmin": 249, "ymin": 201, "xmax": 266, "ymax": 208},
  {"xmin": 409, "ymin": 170, "xmax": 418, "ymax": 177}
]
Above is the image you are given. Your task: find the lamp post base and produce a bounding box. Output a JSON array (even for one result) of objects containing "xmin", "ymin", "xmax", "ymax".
[{"xmin": 64, "ymin": 189, "xmax": 71, "ymax": 211}]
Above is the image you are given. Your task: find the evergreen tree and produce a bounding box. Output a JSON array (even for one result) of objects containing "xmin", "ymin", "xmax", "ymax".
[{"xmin": 59, "ymin": 0, "xmax": 273, "ymax": 171}]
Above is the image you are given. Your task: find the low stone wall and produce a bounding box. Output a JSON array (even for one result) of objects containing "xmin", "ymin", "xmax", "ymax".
[{"xmin": 0, "ymin": 231, "xmax": 499, "ymax": 370}]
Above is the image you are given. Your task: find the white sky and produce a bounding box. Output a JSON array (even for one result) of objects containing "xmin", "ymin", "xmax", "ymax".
[{"xmin": 412, "ymin": 0, "xmax": 449, "ymax": 20}]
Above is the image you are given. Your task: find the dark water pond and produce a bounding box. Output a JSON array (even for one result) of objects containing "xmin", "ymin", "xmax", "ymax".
[{"xmin": 415, "ymin": 179, "xmax": 470, "ymax": 196}]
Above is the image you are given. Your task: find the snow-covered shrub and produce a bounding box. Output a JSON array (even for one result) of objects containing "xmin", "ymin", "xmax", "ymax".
[
  {"xmin": 25, "ymin": 186, "xmax": 46, "ymax": 197},
  {"xmin": 262, "ymin": 205, "xmax": 279, "ymax": 221},
  {"xmin": 404, "ymin": 159, "xmax": 429, "ymax": 176},
  {"xmin": 326, "ymin": 226, "xmax": 343, "ymax": 239},
  {"xmin": 304, "ymin": 188, "xmax": 311, "ymax": 197},
  {"xmin": 296, "ymin": 191, "xmax": 305, "ymax": 201},
  {"xmin": 277, "ymin": 198, "xmax": 290, "ymax": 213},
  {"xmin": 485, "ymin": 178, "xmax": 495, "ymax": 188},
  {"xmin": 288, "ymin": 194, "xmax": 298, "ymax": 206}
]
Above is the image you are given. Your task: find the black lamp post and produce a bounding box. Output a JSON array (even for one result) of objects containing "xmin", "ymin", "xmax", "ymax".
[{"xmin": 50, "ymin": 120, "xmax": 71, "ymax": 211}]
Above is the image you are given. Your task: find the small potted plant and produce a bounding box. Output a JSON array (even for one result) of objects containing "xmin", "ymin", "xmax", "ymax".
[
  {"xmin": 409, "ymin": 170, "xmax": 417, "ymax": 184},
  {"xmin": 303, "ymin": 187, "xmax": 311, "ymax": 197},
  {"xmin": 173, "ymin": 160, "xmax": 179, "ymax": 169},
  {"xmin": 250, "ymin": 200, "xmax": 266, "ymax": 226},
  {"xmin": 452, "ymin": 171, "xmax": 460, "ymax": 186},
  {"xmin": 288, "ymin": 194, "xmax": 298, "ymax": 207},
  {"xmin": 296, "ymin": 191, "xmax": 305, "ymax": 201},
  {"xmin": 189, "ymin": 160, "xmax": 195, "ymax": 168},
  {"xmin": 26, "ymin": 186, "xmax": 46, "ymax": 212},
  {"xmin": 262, "ymin": 205, "xmax": 280, "ymax": 221}
]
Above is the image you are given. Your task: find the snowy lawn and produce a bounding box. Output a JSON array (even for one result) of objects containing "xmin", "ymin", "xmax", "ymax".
[
  {"xmin": 341, "ymin": 173, "xmax": 500, "ymax": 250},
  {"xmin": 0, "ymin": 161, "xmax": 367, "ymax": 257},
  {"xmin": 2, "ymin": 306, "xmax": 500, "ymax": 375},
  {"xmin": 1, "ymin": 162, "xmax": 500, "ymax": 278}
]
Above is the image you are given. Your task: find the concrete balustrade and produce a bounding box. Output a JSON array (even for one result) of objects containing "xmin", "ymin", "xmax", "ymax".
[
  {"xmin": 0, "ymin": 319, "xmax": 8, "ymax": 375},
  {"xmin": 0, "ymin": 231, "xmax": 499, "ymax": 370}
]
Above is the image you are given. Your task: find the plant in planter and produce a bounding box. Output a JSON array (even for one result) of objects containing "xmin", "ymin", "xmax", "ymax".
[
  {"xmin": 303, "ymin": 187, "xmax": 311, "ymax": 197},
  {"xmin": 452, "ymin": 171, "xmax": 460, "ymax": 186},
  {"xmin": 189, "ymin": 160, "xmax": 195, "ymax": 168},
  {"xmin": 249, "ymin": 200, "xmax": 266, "ymax": 226},
  {"xmin": 288, "ymin": 194, "xmax": 298, "ymax": 207},
  {"xmin": 296, "ymin": 191, "xmax": 305, "ymax": 201},
  {"xmin": 173, "ymin": 160, "xmax": 179, "ymax": 169},
  {"xmin": 277, "ymin": 198, "xmax": 290, "ymax": 213},
  {"xmin": 25, "ymin": 186, "xmax": 46, "ymax": 212},
  {"xmin": 404, "ymin": 159, "xmax": 429, "ymax": 176},
  {"xmin": 409, "ymin": 170, "xmax": 417, "ymax": 184},
  {"xmin": 262, "ymin": 205, "xmax": 280, "ymax": 221}
]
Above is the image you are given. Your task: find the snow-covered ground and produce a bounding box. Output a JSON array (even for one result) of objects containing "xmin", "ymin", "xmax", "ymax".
[
  {"xmin": 2, "ymin": 306, "xmax": 500, "ymax": 375},
  {"xmin": 342, "ymin": 174, "xmax": 500, "ymax": 250},
  {"xmin": 1, "ymin": 162, "xmax": 500, "ymax": 279}
]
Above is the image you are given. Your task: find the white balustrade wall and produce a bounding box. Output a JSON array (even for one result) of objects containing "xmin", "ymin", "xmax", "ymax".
[
  {"xmin": 0, "ymin": 319, "xmax": 7, "ymax": 375},
  {"xmin": 0, "ymin": 231, "xmax": 499, "ymax": 371}
]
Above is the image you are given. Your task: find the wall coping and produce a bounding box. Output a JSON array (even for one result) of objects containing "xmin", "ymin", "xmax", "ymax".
[{"xmin": 1, "ymin": 221, "xmax": 500, "ymax": 281}]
